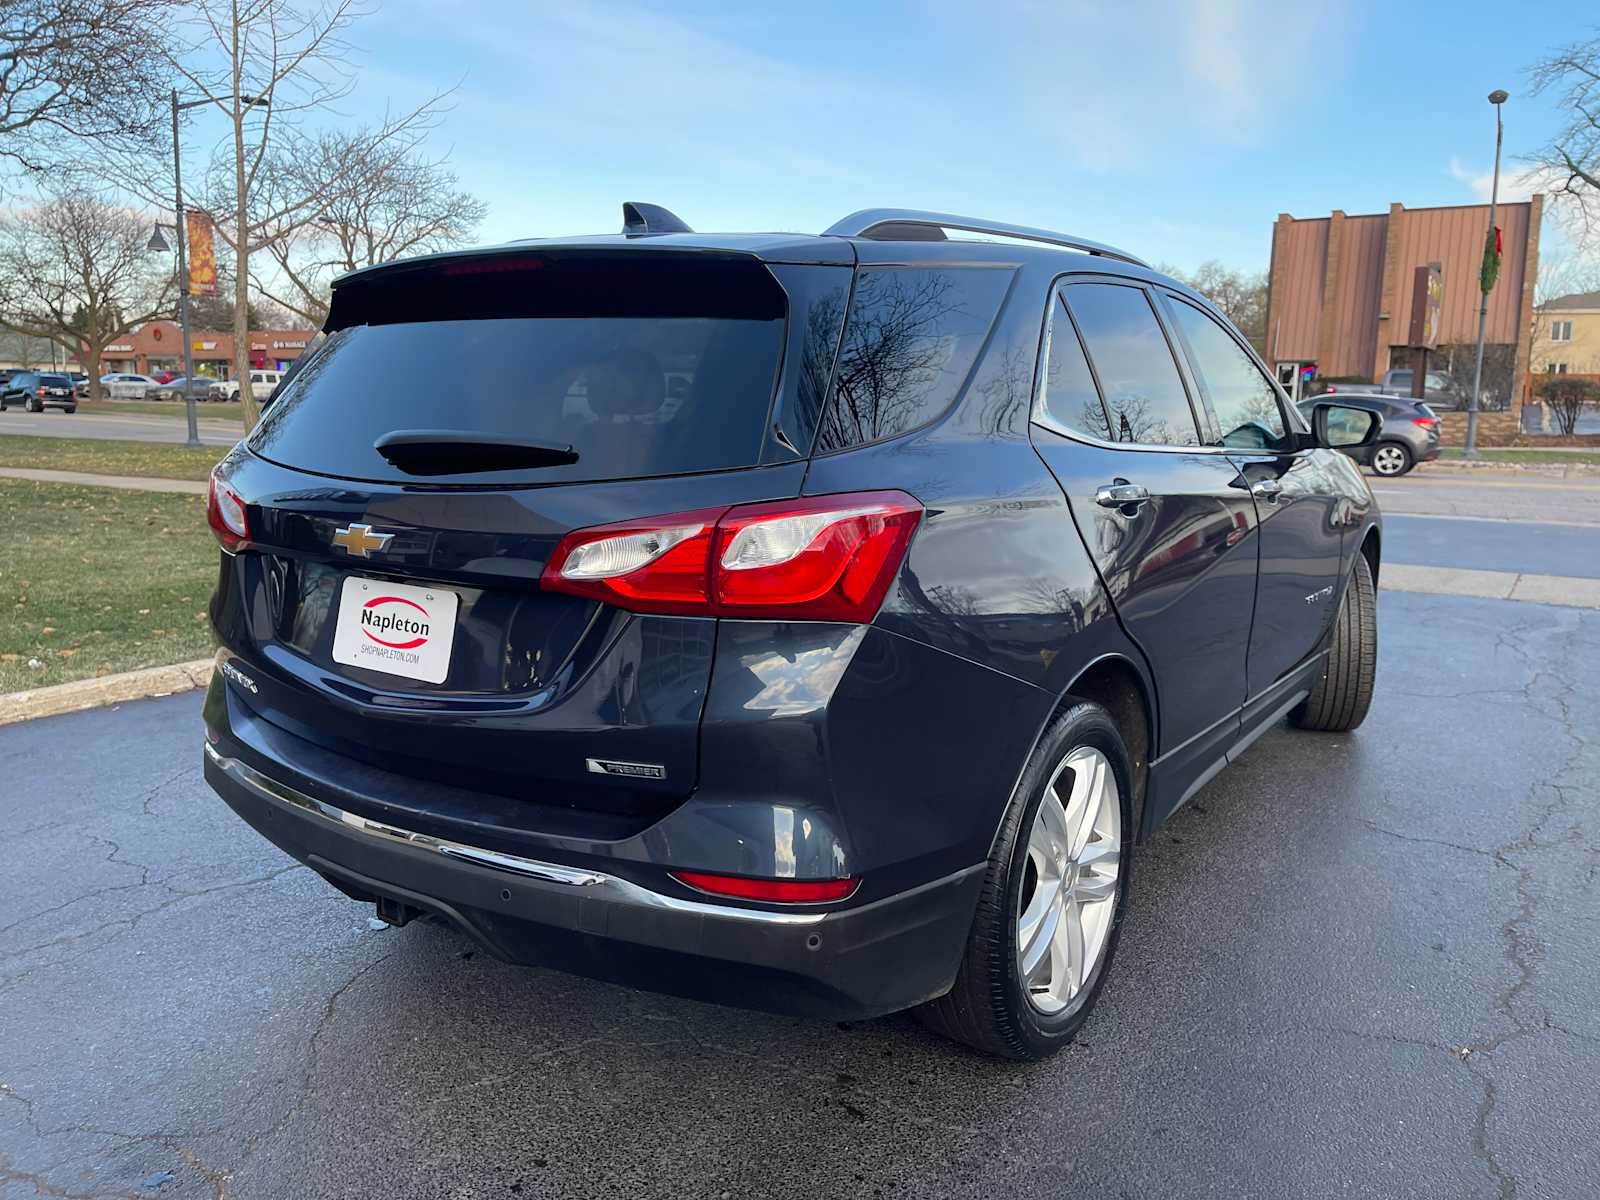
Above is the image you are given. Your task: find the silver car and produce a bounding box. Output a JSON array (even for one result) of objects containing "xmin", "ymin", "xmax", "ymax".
[{"xmin": 1299, "ymin": 392, "xmax": 1441, "ymax": 476}]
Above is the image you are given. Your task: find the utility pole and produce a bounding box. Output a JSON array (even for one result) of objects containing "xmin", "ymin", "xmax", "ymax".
[
  {"xmin": 171, "ymin": 88, "xmax": 201, "ymax": 450},
  {"xmin": 1466, "ymin": 89, "xmax": 1509, "ymax": 458}
]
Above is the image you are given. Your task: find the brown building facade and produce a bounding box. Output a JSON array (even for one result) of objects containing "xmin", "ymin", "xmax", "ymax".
[
  {"xmin": 93, "ymin": 320, "xmax": 319, "ymax": 379},
  {"xmin": 1264, "ymin": 198, "xmax": 1542, "ymax": 413}
]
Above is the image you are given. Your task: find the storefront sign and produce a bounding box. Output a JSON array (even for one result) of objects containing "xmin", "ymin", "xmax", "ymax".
[
  {"xmin": 1407, "ymin": 262, "xmax": 1442, "ymax": 350},
  {"xmin": 186, "ymin": 211, "xmax": 218, "ymax": 296},
  {"xmin": 107, "ymin": 343, "xmax": 134, "ymax": 353},
  {"xmin": 273, "ymin": 339, "xmax": 307, "ymax": 350},
  {"xmin": 192, "ymin": 341, "xmax": 218, "ymax": 351}
]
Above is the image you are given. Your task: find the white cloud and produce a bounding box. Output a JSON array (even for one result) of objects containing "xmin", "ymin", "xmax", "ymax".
[{"xmin": 1447, "ymin": 155, "xmax": 1547, "ymax": 204}]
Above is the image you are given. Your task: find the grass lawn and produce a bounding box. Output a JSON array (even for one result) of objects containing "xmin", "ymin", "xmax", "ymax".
[
  {"xmin": 0, "ymin": 480, "xmax": 218, "ymax": 692},
  {"xmin": 82, "ymin": 398, "xmax": 244, "ymax": 421},
  {"xmin": 1438, "ymin": 448, "xmax": 1600, "ymax": 466},
  {"xmin": 0, "ymin": 434, "xmax": 227, "ymax": 481}
]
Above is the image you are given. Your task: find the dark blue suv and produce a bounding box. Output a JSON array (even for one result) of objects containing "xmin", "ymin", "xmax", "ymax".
[{"xmin": 203, "ymin": 206, "xmax": 1383, "ymax": 1059}]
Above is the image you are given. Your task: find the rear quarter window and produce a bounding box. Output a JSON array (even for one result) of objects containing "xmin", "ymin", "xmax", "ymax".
[{"xmin": 814, "ymin": 266, "xmax": 1012, "ymax": 453}]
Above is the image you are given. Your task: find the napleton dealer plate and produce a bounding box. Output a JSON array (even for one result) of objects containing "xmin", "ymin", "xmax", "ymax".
[{"xmin": 331, "ymin": 576, "xmax": 458, "ymax": 684}]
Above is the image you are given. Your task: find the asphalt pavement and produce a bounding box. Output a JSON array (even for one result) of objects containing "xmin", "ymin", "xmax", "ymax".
[
  {"xmin": 0, "ymin": 408, "xmax": 241, "ymax": 447},
  {"xmin": 3, "ymin": 473, "xmax": 1599, "ymax": 1198}
]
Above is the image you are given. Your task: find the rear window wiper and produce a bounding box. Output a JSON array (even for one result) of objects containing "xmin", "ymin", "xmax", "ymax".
[{"xmin": 373, "ymin": 430, "xmax": 580, "ymax": 476}]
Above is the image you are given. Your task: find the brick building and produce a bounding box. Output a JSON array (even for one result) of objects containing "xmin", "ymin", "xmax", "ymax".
[
  {"xmin": 1263, "ymin": 198, "xmax": 1542, "ymax": 428},
  {"xmin": 95, "ymin": 320, "xmax": 319, "ymax": 379}
]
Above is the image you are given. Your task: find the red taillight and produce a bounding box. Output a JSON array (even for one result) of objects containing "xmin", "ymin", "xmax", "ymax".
[
  {"xmin": 207, "ymin": 470, "xmax": 249, "ymax": 552},
  {"xmin": 37, "ymin": 386, "xmax": 47, "ymax": 398},
  {"xmin": 541, "ymin": 491, "xmax": 922, "ymax": 623},
  {"xmin": 1411, "ymin": 417, "xmax": 1438, "ymax": 428},
  {"xmin": 669, "ymin": 870, "xmax": 859, "ymax": 904}
]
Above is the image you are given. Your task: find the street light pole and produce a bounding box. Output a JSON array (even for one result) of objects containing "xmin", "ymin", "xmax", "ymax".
[
  {"xmin": 170, "ymin": 87, "xmax": 201, "ymax": 450},
  {"xmin": 1466, "ymin": 89, "xmax": 1508, "ymax": 458}
]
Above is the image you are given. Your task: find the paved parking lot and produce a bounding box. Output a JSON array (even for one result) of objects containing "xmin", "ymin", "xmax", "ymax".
[{"xmin": 3, "ymin": 470, "xmax": 1598, "ymax": 1199}]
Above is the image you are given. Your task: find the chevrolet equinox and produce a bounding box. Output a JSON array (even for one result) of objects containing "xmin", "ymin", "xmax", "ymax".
[{"xmin": 203, "ymin": 205, "xmax": 1382, "ymax": 1060}]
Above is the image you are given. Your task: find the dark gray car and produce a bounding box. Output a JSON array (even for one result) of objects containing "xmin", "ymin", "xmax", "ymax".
[
  {"xmin": 0, "ymin": 371, "xmax": 78, "ymax": 413},
  {"xmin": 1299, "ymin": 392, "xmax": 1439, "ymax": 476}
]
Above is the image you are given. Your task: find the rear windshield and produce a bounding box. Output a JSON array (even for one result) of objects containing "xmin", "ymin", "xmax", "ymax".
[{"xmin": 249, "ymin": 254, "xmax": 787, "ymax": 486}]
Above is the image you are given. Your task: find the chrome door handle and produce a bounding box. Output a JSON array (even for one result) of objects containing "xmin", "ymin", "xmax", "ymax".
[
  {"xmin": 1095, "ymin": 482, "xmax": 1151, "ymax": 508},
  {"xmin": 1250, "ymin": 478, "xmax": 1284, "ymax": 501}
]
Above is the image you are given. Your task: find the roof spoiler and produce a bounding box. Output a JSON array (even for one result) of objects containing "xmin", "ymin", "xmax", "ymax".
[{"xmin": 623, "ymin": 202, "xmax": 693, "ymax": 237}]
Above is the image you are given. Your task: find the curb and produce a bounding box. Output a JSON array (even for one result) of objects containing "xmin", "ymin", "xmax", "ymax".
[{"xmin": 0, "ymin": 658, "xmax": 214, "ymax": 726}]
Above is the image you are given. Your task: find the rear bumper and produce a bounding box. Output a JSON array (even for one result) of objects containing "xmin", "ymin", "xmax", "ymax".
[{"xmin": 203, "ymin": 742, "xmax": 984, "ymax": 1020}]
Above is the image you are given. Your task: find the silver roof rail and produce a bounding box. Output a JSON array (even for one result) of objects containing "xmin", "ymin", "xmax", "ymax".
[{"xmin": 822, "ymin": 208, "xmax": 1148, "ymax": 268}]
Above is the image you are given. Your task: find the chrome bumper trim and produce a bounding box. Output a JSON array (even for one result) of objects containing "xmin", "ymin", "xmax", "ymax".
[{"xmin": 204, "ymin": 744, "xmax": 828, "ymax": 926}]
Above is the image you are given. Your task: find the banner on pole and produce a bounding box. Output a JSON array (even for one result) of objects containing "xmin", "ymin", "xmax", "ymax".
[{"xmin": 186, "ymin": 211, "xmax": 217, "ymax": 296}]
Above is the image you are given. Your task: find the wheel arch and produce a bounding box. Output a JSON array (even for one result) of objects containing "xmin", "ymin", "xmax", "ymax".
[
  {"xmin": 1358, "ymin": 523, "xmax": 1381, "ymax": 587},
  {"xmin": 984, "ymin": 650, "xmax": 1158, "ymax": 859}
]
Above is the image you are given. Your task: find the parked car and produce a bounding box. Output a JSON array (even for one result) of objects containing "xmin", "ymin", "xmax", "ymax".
[
  {"xmin": 64, "ymin": 370, "xmax": 90, "ymax": 398},
  {"xmin": 0, "ymin": 370, "xmax": 77, "ymax": 412},
  {"xmin": 1298, "ymin": 392, "xmax": 1439, "ymax": 476},
  {"xmin": 146, "ymin": 376, "xmax": 208, "ymax": 401},
  {"xmin": 100, "ymin": 373, "xmax": 161, "ymax": 400},
  {"xmin": 211, "ymin": 369, "xmax": 283, "ymax": 402},
  {"xmin": 1367, "ymin": 367, "xmax": 1506, "ymax": 411},
  {"xmin": 202, "ymin": 205, "xmax": 1383, "ymax": 1061}
]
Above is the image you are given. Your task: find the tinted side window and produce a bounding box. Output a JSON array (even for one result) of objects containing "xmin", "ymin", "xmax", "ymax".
[
  {"xmin": 815, "ymin": 267, "xmax": 1012, "ymax": 453},
  {"xmin": 1062, "ymin": 283, "xmax": 1199, "ymax": 446},
  {"xmin": 1040, "ymin": 295, "xmax": 1114, "ymax": 441},
  {"xmin": 1168, "ymin": 297, "xmax": 1289, "ymax": 451}
]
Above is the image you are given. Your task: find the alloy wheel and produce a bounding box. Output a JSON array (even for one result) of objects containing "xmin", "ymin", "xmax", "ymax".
[
  {"xmin": 1016, "ymin": 746, "xmax": 1122, "ymax": 1015},
  {"xmin": 1372, "ymin": 444, "xmax": 1408, "ymax": 475}
]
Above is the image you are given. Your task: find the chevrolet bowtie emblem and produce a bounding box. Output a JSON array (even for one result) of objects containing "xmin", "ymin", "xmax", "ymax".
[{"xmin": 331, "ymin": 523, "xmax": 395, "ymax": 558}]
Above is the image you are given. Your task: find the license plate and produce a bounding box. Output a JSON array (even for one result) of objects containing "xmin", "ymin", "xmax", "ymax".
[{"xmin": 331, "ymin": 576, "xmax": 458, "ymax": 684}]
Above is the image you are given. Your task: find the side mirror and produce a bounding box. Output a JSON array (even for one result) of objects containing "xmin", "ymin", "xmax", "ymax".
[{"xmin": 1311, "ymin": 402, "xmax": 1380, "ymax": 450}]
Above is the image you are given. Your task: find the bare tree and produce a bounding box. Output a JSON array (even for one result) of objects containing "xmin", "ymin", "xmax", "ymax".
[
  {"xmin": 1529, "ymin": 31, "xmax": 1600, "ymax": 248},
  {"xmin": 1159, "ymin": 260, "xmax": 1269, "ymax": 355},
  {"xmin": 0, "ymin": 0, "xmax": 171, "ymax": 179},
  {"xmin": 1535, "ymin": 375, "xmax": 1600, "ymax": 436},
  {"xmin": 253, "ymin": 131, "xmax": 486, "ymax": 325},
  {"xmin": 0, "ymin": 191, "xmax": 173, "ymax": 398},
  {"xmin": 162, "ymin": 0, "xmax": 450, "ymax": 427}
]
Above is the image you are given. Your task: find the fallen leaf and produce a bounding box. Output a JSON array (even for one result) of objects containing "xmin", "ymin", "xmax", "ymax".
[{"xmin": 138, "ymin": 608, "xmax": 150, "ymax": 615}]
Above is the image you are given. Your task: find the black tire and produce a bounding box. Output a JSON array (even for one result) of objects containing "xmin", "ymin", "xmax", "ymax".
[
  {"xmin": 63, "ymin": 405, "xmax": 76, "ymax": 414},
  {"xmin": 27, "ymin": 396, "xmax": 42, "ymax": 413},
  {"xmin": 1291, "ymin": 553, "xmax": 1377, "ymax": 732},
  {"xmin": 1369, "ymin": 440, "xmax": 1413, "ymax": 477},
  {"xmin": 918, "ymin": 701, "xmax": 1134, "ymax": 1060}
]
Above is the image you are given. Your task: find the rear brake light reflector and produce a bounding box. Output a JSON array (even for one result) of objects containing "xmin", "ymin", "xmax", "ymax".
[
  {"xmin": 541, "ymin": 491, "xmax": 922, "ymax": 622},
  {"xmin": 543, "ymin": 508, "xmax": 723, "ymax": 615},
  {"xmin": 669, "ymin": 870, "xmax": 860, "ymax": 903},
  {"xmin": 207, "ymin": 470, "xmax": 249, "ymax": 553}
]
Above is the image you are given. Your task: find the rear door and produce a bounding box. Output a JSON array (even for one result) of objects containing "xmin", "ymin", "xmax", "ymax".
[
  {"xmin": 1160, "ymin": 292, "xmax": 1345, "ymax": 708},
  {"xmin": 1030, "ymin": 280, "xmax": 1259, "ymax": 820},
  {"xmin": 216, "ymin": 248, "xmax": 850, "ymax": 813}
]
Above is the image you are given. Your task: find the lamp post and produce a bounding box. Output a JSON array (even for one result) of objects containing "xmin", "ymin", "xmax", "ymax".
[
  {"xmin": 1465, "ymin": 88, "xmax": 1509, "ymax": 458},
  {"xmin": 154, "ymin": 88, "xmax": 268, "ymax": 450}
]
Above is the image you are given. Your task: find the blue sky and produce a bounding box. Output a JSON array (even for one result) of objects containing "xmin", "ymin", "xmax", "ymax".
[{"xmin": 260, "ymin": 1, "xmax": 1584, "ymax": 271}]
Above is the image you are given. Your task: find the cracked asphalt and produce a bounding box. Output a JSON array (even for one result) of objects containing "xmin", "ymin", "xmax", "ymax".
[{"xmin": 3, "ymin": 505, "xmax": 1598, "ymax": 1198}]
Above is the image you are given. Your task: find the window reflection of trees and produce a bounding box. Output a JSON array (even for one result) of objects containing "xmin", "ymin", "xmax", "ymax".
[
  {"xmin": 817, "ymin": 268, "xmax": 1008, "ymax": 451},
  {"xmin": 820, "ymin": 270, "xmax": 959, "ymax": 448}
]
